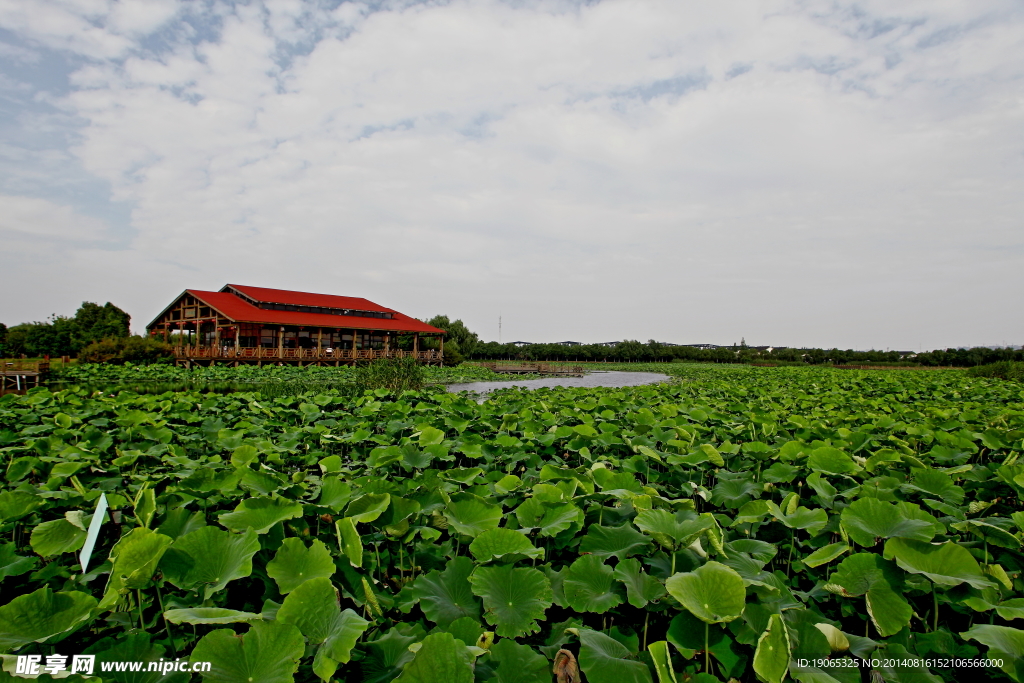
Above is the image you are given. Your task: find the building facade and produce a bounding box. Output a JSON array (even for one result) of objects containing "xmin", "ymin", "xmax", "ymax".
[{"xmin": 146, "ymin": 285, "xmax": 445, "ymax": 366}]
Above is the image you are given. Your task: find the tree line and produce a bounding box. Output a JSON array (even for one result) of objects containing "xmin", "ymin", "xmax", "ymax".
[{"xmin": 421, "ymin": 315, "xmax": 1022, "ymax": 368}]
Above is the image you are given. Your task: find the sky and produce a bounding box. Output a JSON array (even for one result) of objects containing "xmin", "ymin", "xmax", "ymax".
[{"xmin": 1, "ymin": 0, "xmax": 1022, "ymax": 351}]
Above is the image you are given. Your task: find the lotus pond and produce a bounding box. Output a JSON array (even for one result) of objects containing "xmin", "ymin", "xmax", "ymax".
[{"xmin": 1, "ymin": 364, "xmax": 1024, "ymax": 682}]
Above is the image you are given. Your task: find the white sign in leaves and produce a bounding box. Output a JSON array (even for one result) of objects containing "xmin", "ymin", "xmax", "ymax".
[{"xmin": 79, "ymin": 493, "xmax": 108, "ymax": 573}]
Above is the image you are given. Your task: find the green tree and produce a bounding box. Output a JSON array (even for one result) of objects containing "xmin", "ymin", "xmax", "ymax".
[
  {"xmin": 425, "ymin": 316, "xmax": 480, "ymax": 358},
  {"xmin": 73, "ymin": 302, "xmax": 131, "ymax": 347}
]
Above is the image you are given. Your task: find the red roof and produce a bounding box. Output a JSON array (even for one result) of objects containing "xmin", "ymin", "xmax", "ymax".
[
  {"xmin": 224, "ymin": 284, "xmax": 394, "ymax": 313},
  {"xmin": 148, "ymin": 288, "xmax": 444, "ymax": 334}
]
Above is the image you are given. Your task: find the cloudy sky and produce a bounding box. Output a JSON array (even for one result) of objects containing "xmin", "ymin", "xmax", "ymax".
[{"xmin": 1, "ymin": 0, "xmax": 1022, "ymax": 350}]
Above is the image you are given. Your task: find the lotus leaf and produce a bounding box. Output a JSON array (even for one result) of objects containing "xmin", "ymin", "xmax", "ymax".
[
  {"xmin": 469, "ymin": 564, "xmax": 552, "ymax": 637},
  {"xmin": 564, "ymin": 555, "xmax": 623, "ymax": 614},
  {"xmin": 191, "ymin": 620, "xmax": 305, "ymax": 683},
  {"xmin": 665, "ymin": 561, "xmax": 745, "ymax": 624},
  {"xmin": 218, "ymin": 496, "xmax": 303, "ymax": 533},
  {"xmin": 266, "ymin": 537, "xmax": 336, "ymax": 593}
]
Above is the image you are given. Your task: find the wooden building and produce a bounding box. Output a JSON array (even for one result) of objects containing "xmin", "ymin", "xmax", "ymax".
[{"xmin": 146, "ymin": 285, "xmax": 445, "ymax": 366}]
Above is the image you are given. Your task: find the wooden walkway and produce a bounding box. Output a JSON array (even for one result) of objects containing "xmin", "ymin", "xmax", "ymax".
[
  {"xmin": 476, "ymin": 362, "xmax": 584, "ymax": 376},
  {"xmin": 173, "ymin": 347, "xmax": 442, "ymax": 367}
]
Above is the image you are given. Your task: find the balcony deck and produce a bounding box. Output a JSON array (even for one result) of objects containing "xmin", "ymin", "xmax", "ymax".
[{"xmin": 172, "ymin": 347, "xmax": 442, "ymax": 367}]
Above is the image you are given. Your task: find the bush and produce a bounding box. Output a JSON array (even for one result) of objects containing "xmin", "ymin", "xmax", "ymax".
[
  {"xmin": 78, "ymin": 336, "xmax": 174, "ymax": 364},
  {"xmin": 967, "ymin": 361, "xmax": 1024, "ymax": 382},
  {"xmin": 355, "ymin": 356, "xmax": 425, "ymax": 393}
]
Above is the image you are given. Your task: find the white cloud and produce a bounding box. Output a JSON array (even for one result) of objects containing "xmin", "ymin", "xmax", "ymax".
[
  {"xmin": 0, "ymin": 194, "xmax": 111, "ymax": 240},
  {"xmin": 1, "ymin": 0, "xmax": 1023, "ymax": 348}
]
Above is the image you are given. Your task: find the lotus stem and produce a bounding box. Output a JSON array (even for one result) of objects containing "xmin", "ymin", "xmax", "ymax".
[
  {"xmin": 704, "ymin": 621, "xmax": 709, "ymax": 673},
  {"xmin": 934, "ymin": 589, "xmax": 939, "ymax": 632},
  {"xmin": 156, "ymin": 585, "xmax": 177, "ymax": 657},
  {"xmin": 643, "ymin": 611, "xmax": 649, "ymax": 651},
  {"xmin": 137, "ymin": 589, "xmax": 145, "ymax": 631}
]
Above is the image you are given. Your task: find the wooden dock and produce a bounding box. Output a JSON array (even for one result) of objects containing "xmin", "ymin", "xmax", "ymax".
[
  {"xmin": 476, "ymin": 362, "xmax": 584, "ymax": 376},
  {"xmin": 1, "ymin": 361, "xmax": 49, "ymax": 393}
]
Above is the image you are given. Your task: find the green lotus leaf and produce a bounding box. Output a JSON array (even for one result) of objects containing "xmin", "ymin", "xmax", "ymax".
[
  {"xmin": 444, "ymin": 617, "xmax": 483, "ymax": 646},
  {"xmin": 89, "ymin": 631, "xmax": 189, "ymax": 683},
  {"xmin": 576, "ymin": 628, "xmax": 653, "ymax": 683},
  {"xmin": 0, "ymin": 491, "xmax": 44, "ymax": 523},
  {"xmin": 514, "ymin": 498, "xmax": 583, "ymax": 537},
  {"xmin": 665, "ymin": 561, "xmax": 745, "ymax": 624},
  {"xmin": 99, "ymin": 527, "xmax": 173, "ymax": 611},
  {"xmin": 486, "ymin": 638, "xmax": 550, "ymax": 683},
  {"xmin": 277, "ymin": 577, "xmax": 369, "ymax": 681},
  {"xmin": 444, "ymin": 494, "xmax": 501, "ymax": 537},
  {"xmin": 0, "ymin": 543, "xmax": 36, "ymax": 580},
  {"xmin": 710, "ymin": 477, "xmax": 760, "ymax": 509},
  {"xmin": 564, "ymin": 555, "xmax": 623, "ymax": 614},
  {"xmin": 732, "ymin": 499, "xmax": 771, "ymax": 525},
  {"xmin": 753, "ymin": 613, "xmax": 790, "ymax": 683},
  {"xmin": 412, "ymin": 557, "xmax": 481, "ymax": 627},
  {"xmin": 612, "ymin": 558, "xmax": 666, "ymax": 608},
  {"xmin": 578, "ymin": 523, "xmax": 652, "ymax": 560},
  {"xmin": 952, "ymin": 518, "xmax": 1021, "ymax": 549},
  {"xmin": 721, "ymin": 552, "xmax": 775, "ymax": 589},
  {"xmin": 802, "ymin": 542, "xmax": 850, "ymax": 568},
  {"xmin": 468, "ymin": 564, "xmax": 552, "ymax": 638},
  {"xmin": 997, "ymin": 599, "xmax": 1024, "ymax": 621},
  {"xmin": 647, "ymin": 640, "xmax": 676, "ymax": 683},
  {"xmin": 163, "ymin": 607, "xmax": 263, "ymax": 624},
  {"xmin": 865, "ymin": 448, "xmax": 903, "ymax": 473},
  {"xmin": 808, "ymin": 446, "xmax": 862, "ymax": 475},
  {"xmin": 360, "ymin": 628, "xmax": 420, "ymax": 683},
  {"xmin": 840, "ymin": 499, "xmax": 940, "ymax": 547},
  {"xmin": 902, "ymin": 468, "xmax": 965, "ymax": 506},
  {"xmin": 218, "ymin": 497, "xmax": 303, "ymax": 533},
  {"xmin": 346, "ymin": 493, "xmax": 392, "ymax": 523},
  {"xmin": 725, "ymin": 539, "xmax": 778, "ymax": 563},
  {"xmin": 827, "ymin": 553, "xmax": 912, "ymax": 637},
  {"xmin": 883, "ymin": 538, "xmax": 995, "ymax": 588},
  {"xmin": 469, "ymin": 528, "xmax": 542, "ymax": 563},
  {"xmin": 191, "ymin": 620, "xmax": 305, "ymax": 683},
  {"xmin": 159, "ymin": 526, "xmax": 260, "ymax": 598},
  {"xmin": 230, "ymin": 444, "xmax": 259, "ymax": 467},
  {"xmin": 634, "ymin": 509, "xmax": 712, "ymax": 550},
  {"xmin": 156, "ymin": 506, "xmax": 207, "ymax": 539},
  {"xmin": 29, "ymin": 518, "xmax": 86, "ymax": 558},
  {"xmin": 0, "ymin": 586, "xmax": 97, "ymax": 653},
  {"xmin": 805, "ymin": 472, "xmax": 839, "ymax": 508},
  {"xmin": 396, "ymin": 632, "xmax": 475, "ymax": 683},
  {"xmin": 336, "ymin": 516, "xmax": 363, "ymax": 567},
  {"xmin": 666, "ymin": 610, "xmax": 746, "ymax": 671},
  {"xmin": 266, "ymin": 537, "xmax": 336, "ymax": 594},
  {"xmin": 765, "ymin": 502, "xmax": 828, "ymax": 535},
  {"xmin": 318, "ymin": 476, "xmax": 352, "ymax": 512},
  {"xmin": 960, "ymin": 625, "xmax": 1024, "ymax": 682}
]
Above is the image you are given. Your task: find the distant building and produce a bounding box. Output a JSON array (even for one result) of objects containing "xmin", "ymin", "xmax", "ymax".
[
  {"xmin": 510, "ymin": 341, "xmax": 534, "ymax": 347},
  {"xmin": 147, "ymin": 284, "xmax": 445, "ymax": 366}
]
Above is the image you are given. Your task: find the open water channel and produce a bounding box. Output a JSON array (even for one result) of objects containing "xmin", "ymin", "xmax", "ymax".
[{"xmin": 446, "ymin": 370, "xmax": 669, "ymax": 398}]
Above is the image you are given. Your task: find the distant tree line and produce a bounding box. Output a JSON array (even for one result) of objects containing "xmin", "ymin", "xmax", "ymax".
[
  {"xmin": 419, "ymin": 317, "xmax": 1022, "ymax": 368},
  {"xmin": 1, "ymin": 302, "xmax": 131, "ymax": 357},
  {"xmin": 0, "ymin": 302, "xmax": 173, "ymax": 363}
]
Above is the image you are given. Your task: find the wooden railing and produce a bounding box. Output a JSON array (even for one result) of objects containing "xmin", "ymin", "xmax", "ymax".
[
  {"xmin": 172, "ymin": 347, "xmax": 441, "ymax": 362},
  {"xmin": 1, "ymin": 360, "xmax": 50, "ymax": 373}
]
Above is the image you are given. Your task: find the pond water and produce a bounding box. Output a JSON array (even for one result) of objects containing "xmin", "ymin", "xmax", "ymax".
[{"xmin": 445, "ymin": 370, "xmax": 670, "ymax": 397}]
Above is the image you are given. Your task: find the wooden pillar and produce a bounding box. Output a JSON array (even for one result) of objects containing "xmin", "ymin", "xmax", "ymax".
[
  {"xmin": 214, "ymin": 321, "xmax": 220, "ymax": 355},
  {"xmin": 278, "ymin": 326, "xmax": 284, "ymax": 357},
  {"xmin": 439, "ymin": 335, "xmax": 444, "ymax": 366},
  {"xmin": 234, "ymin": 325, "xmax": 240, "ymax": 355},
  {"xmin": 384, "ymin": 332, "xmax": 390, "ymax": 356},
  {"xmin": 317, "ymin": 328, "xmax": 323, "ymax": 357},
  {"xmin": 413, "ymin": 333, "xmax": 419, "ymax": 358}
]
